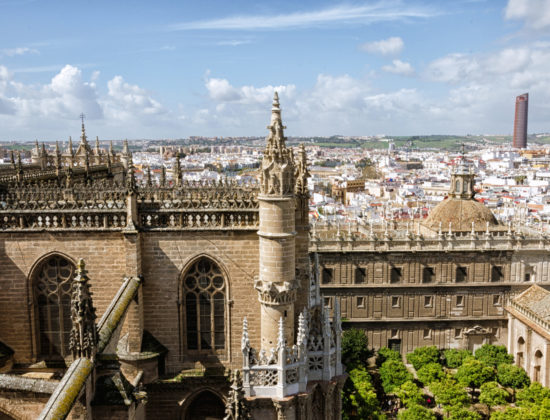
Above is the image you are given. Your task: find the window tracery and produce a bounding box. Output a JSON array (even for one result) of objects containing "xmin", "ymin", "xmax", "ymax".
[{"xmin": 183, "ymin": 258, "xmax": 226, "ymax": 353}]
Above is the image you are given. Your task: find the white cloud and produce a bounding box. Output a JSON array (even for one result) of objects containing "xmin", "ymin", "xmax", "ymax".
[
  {"xmin": 1, "ymin": 46, "xmax": 38, "ymax": 57},
  {"xmin": 205, "ymin": 76, "xmax": 296, "ymax": 105},
  {"xmin": 104, "ymin": 75, "xmax": 166, "ymax": 121},
  {"xmin": 505, "ymin": 0, "xmax": 550, "ymax": 30},
  {"xmin": 360, "ymin": 37, "xmax": 404, "ymax": 55},
  {"xmin": 216, "ymin": 40, "xmax": 252, "ymax": 46},
  {"xmin": 169, "ymin": 3, "xmax": 436, "ymax": 31},
  {"xmin": 382, "ymin": 59, "xmax": 414, "ymax": 75}
]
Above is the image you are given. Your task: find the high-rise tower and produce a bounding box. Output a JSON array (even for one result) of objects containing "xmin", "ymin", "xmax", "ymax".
[{"xmin": 513, "ymin": 93, "xmax": 528, "ymax": 149}]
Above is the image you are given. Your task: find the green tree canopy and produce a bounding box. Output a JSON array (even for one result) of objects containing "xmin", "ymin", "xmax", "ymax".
[
  {"xmin": 448, "ymin": 406, "xmax": 482, "ymax": 420},
  {"xmin": 474, "ymin": 344, "xmax": 514, "ymax": 368},
  {"xmin": 380, "ymin": 359, "xmax": 414, "ymax": 393},
  {"xmin": 496, "ymin": 363, "xmax": 530, "ymax": 401},
  {"xmin": 430, "ymin": 377, "xmax": 470, "ymax": 412},
  {"xmin": 479, "ymin": 381, "xmax": 509, "ymax": 413},
  {"xmin": 444, "ymin": 349, "xmax": 473, "ymax": 368},
  {"xmin": 342, "ymin": 367, "xmax": 385, "ymax": 420},
  {"xmin": 376, "ymin": 346, "xmax": 401, "ymax": 367},
  {"xmin": 395, "ymin": 381, "xmax": 423, "ymax": 408},
  {"xmin": 489, "ymin": 406, "xmax": 538, "ymax": 420},
  {"xmin": 397, "ymin": 404, "xmax": 437, "ymax": 420},
  {"xmin": 455, "ymin": 358, "xmax": 495, "ymax": 393},
  {"xmin": 407, "ymin": 346, "xmax": 441, "ymax": 370},
  {"xmin": 516, "ymin": 382, "xmax": 550, "ymax": 408},
  {"xmin": 342, "ymin": 329, "xmax": 372, "ymax": 371},
  {"xmin": 417, "ymin": 362, "xmax": 445, "ymax": 386}
]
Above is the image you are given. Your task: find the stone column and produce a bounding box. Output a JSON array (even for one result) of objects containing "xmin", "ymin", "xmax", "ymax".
[{"xmin": 256, "ymin": 92, "xmax": 298, "ymax": 350}]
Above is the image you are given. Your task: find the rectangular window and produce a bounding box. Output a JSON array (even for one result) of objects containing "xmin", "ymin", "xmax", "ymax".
[
  {"xmin": 454, "ymin": 328, "xmax": 462, "ymax": 338},
  {"xmin": 391, "ymin": 296, "xmax": 401, "ymax": 308},
  {"xmin": 356, "ymin": 296, "xmax": 365, "ymax": 308},
  {"xmin": 322, "ymin": 268, "xmax": 334, "ymax": 284},
  {"xmin": 323, "ymin": 297, "xmax": 332, "ymax": 308},
  {"xmin": 390, "ymin": 267, "xmax": 402, "ymax": 284},
  {"xmin": 424, "ymin": 296, "xmax": 433, "ymax": 308},
  {"xmin": 423, "ymin": 329, "xmax": 432, "ymax": 339},
  {"xmin": 524, "ymin": 273, "xmax": 531, "ymax": 282},
  {"xmin": 456, "ymin": 295, "xmax": 464, "ymax": 307},
  {"xmin": 422, "ymin": 267, "xmax": 435, "ymax": 283},
  {"xmin": 456, "ymin": 266, "xmax": 468, "ymax": 283},
  {"xmin": 491, "ymin": 266, "xmax": 503, "ymax": 282},
  {"xmin": 391, "ymin": 329, "xmax": 399, "ymax": 339},
  {"xmin": 355, "ymin": 267, "xmax": 366, "ymax": 284},
  {"xmin": 493, "ymin": 295, "xmax": 501, "ymax": 306}
]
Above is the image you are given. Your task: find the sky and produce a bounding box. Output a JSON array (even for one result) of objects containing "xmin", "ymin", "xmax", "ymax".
[{"xmin": 0, "ymin": 0, "xmax": 550, "ymax": 140}]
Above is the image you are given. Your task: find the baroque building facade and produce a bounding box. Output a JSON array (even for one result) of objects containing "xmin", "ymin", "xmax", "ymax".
[
  {"xmin": 316, "ymin": 155, "xmax": 550, "ymax": 355},
  {"xmin": 0, "ymin": 94, "xmax": 344, "ymax": 420}
]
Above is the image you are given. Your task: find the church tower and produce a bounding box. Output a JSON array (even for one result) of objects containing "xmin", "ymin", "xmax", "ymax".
[{"xmin": 256, "ymin": 92, "xmax": 297, "ymax": 348}]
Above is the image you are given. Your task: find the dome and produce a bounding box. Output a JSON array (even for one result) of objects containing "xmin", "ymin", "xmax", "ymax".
[{"xmin": 424, "ymin": 197, "xmax": 499, "ymax": 232}]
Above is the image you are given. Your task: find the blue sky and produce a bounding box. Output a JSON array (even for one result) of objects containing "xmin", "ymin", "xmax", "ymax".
[{"xmin": 0, "ymin": 0, "xmax": 549, "ymax": 140}]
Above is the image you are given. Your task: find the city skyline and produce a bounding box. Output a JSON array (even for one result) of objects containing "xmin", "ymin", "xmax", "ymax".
[{"xmin": 1, "ymin": 0, "xmax": 550, "ymax": 140}]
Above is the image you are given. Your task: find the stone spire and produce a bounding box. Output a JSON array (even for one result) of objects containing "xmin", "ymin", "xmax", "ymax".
[
  {"xmin": 224, "ymin": 371, "xmax": 249, "ymax": 420},
  {"xmin": 160, "ymin": 166, "xmax": 166, "ymax": 187},
  {"xmin": 259, "ymin": 92, "xmax": 295, "ymax": 196},
  {"xmin": 294, "ymin": 144, "xmax": 310, "ymax": 197},
  {"xmin": 55, "ymin": 141, "xmax": 62, "ymax": 176},
  {"xmin": 16, "ymin": 151, "xmax": 23, "ymax": 182},
  {"xmin": 10, "ymin": 151, "xmax": 15, "ymax": 169},
  {"xmin": 146, "ymin": 166, "xmax": 153, "ymax": 187},
  {"xmin": 67, "ymin": 136, "xmax": 74, "ymax": 156},
  {"xmin": 95, "ymin": 136, "xmax": 100, "ymax": 156},
  {"xmin": 109, "ymin": 140, "xmax": 114, "ymax": 156},
  {"xmin": 69, "ymin": 259, "xmax": 97, "ymax": 360},
  {"xmin": 174, "ymin": 152, "xmax": 182, "ymax": 187},
  {"xmin": 121, "ymin": 139, "xmax": 131, "ymax": 170},
  {"xmin": 80, "ymin": 113, "xmax": 88, "ymax": 145}
]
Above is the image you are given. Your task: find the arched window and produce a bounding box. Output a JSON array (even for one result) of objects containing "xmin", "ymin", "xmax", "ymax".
[
  {"xmin": 455, "ymin": 180, "xmax": 461, "ymax": 193},
  {"xmin": 34, "ymin": 256, "xmax": 75, "ymax": 359},
  {"xmin": 183, "ymin": 258, "xmax": 226, "ymax": 353},
  {"xmin": 183, "ymin": 390, "xmax": 225, "ymax": 420}
]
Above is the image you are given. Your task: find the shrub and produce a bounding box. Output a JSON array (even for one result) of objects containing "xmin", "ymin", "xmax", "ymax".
[
  {"xmin": 448, "ymin": 406, "xmax": 482, "ymax": 420},
  {"xmin": 376, "ymin": 346, "xmax": 401, "ymax": 367},
  {"xmin": 516, "ymin": 382, "xmax": 550, "ymax": 407},
  {"xmin": 474, "ymin": 344, "xmax": 513, "ymax": 368},
  {"xmin": 407, "ymin": 346, "xmax": 440, "ymax": 370},
  {"xmin": 379, "ymin": 359, "xmax": 414, "ymax": 393},
  {"xmin": 444, "ymin": 349, "xmax": 473, "ymax": 368}
]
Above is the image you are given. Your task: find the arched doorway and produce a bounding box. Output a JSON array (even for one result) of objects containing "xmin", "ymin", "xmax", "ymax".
[
  {"xmin": 183, "ymin": 390, "xmax": 225, "ymax": 420},
  {"xmin": 534, "ymin": 350, "xmax": 543, "ymax": 383},
  {"xmin": 517, "ymin": 337, "xmax": 525, "ymax": 368}
]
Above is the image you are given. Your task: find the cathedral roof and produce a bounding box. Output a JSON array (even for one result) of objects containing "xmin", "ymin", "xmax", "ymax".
[
  {"xmin": 424, "ymin": 197, "xmax": 499, "ymax": 232},
  {"xmin": 512, "ymin": 284, "xmax": 550, "ymax": 322}
]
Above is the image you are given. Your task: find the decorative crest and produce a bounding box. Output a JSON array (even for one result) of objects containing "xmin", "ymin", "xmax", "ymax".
[{"xmin": 69, "ymin": 258, "xmax": 98, "ymax": 359}]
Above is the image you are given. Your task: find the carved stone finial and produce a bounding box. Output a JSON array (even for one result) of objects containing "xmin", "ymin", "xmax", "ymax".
[
  {"xmin": 174, "ymin": 152, "xmax": 182, "ymax": 187},
  {"xmin": 241, "ymin": 317, "xmax": 250, "ymax": 352},
  {"xmin": 68, "ymin": 136, "xmax": 74, "ymax": 156},
  {"xmin": 109, "ymin": 140, "xmax": 114, "ymax": 156},
  {"xmin": 297, "ymin": 309, "xmax": 308, "ymax": 347},
  {"xmin": 224, "ymin": 370, "xmax": 249, "ymax": 420},
  {"xmin": 294, "ymin": 144, "xmax": 310, "ymax": 197},
  {"xmin": 160, "ymin": 166, "xmax": 166, "ymax": 187},
  {"xmin": 69, "ymin": 259, "xmax": 97, "ymax": 359},
  {"xmin": 122, "ymin": 139, "xmax": 129, "ymax": 155},
  {"xmin": 259, "ymin": 92, "xmax": 295, "ymax": 196},
  {"xmin": 80, "ymin": 114, "xmax": 88, "ymax": 145},
  {"xmin": 95, "ymin": 136, "xmax": 100, "ymax": 155},
  {"xmin": 16, "ymin": 152, "xmax": 23, "ymax": 178},
  {"xmin": 277, "ymin": 317, "xmax": 285, "ymax": 348},
  {"xmin": 10, "ymin": 150, "xmax": 15, "ymax": 169},
  {"xmin": 146, "ymin": 166, "xmax": 153, "ymax": 187},
  {"xmin": 126, "ymin": 156, "xmax": 137, "ymax": 193}
]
